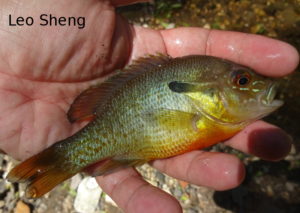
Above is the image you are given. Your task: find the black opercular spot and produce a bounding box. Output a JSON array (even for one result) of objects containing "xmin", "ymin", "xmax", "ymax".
[{"xmin": 168, "ymin": 81, "xmax": 189, "ymax": 93}]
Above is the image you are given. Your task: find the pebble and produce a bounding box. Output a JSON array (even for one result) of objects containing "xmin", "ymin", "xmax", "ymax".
[
  {"xmin": 14, "ymin": 201, "xmax": 30, "ymax": 213},
  {"xmin": 173, "ymin": 187, "xmax": 183, "ymax": 198},
  {"xmin": 162, "ymin": 184, "xmax": 171, "ymax": 194},
  {"xmin": 266, "ymin": 185, "xmax": 274, "ymax": 196},
  {"xmin": 285, "ymin": 182, "xmax": 296, "ymax": 192},
  {"xmin": 155, "ymin": 171, "xmax": 165, "ymax": 183},
  {"xmin": 179, "ymin": 180, "xmax": 189, "ymax": 189},
  {"xmin": 70, "ymin": 174, "xmax": 83, "ymax": 190},
  {"xmin": 104, "ymin": 194, "xmax": 117, "ymax": 207},
  {"xmin": 0, "ymin": 180, "xmax": 6, "ymax": 194},
  {"xmin": 186, "ymin": 208, "xmax": 199, "ymax": 213},
  {"xmin": 74, "ymin": 177, "xmax": 102, "ymax": 213},
  {"xmin": 165, "ymin": 23, "xmax": 175, "ymax": 29}
]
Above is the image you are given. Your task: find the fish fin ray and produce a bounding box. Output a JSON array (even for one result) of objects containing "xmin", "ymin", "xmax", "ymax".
[
  {"xmin": 84, "ymin": 158, "xmax": 147, "ymax": 177},
  {"xmin": 7, "ymin": 148, "xmax": 55, "ymax": 183},
  {"xmin": 124, "ymin": 54, "xmax": 171, "ymax": 73},
  {"xmin": 67, "ymin": 85, "xmax": 104, "ymax": 122},
  {"xmin": 25, "ymin": 168, "xmax": 75, "ymax": 198},
  {"xmin": 7, "ymin": 146, "xmax": 76, "ymax": 198}
]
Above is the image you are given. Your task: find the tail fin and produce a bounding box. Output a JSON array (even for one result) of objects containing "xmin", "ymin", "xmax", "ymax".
[{"xmin": 7, "ymin": 147, "xmax": 76, "ymax": 198}]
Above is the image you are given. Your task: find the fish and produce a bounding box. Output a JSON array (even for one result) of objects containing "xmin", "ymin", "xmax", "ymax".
[{"xmin": 7, "ymin": 54, "xmax": 283, "ymax": 198}]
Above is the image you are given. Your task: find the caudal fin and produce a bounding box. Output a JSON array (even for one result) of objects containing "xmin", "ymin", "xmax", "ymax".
[{"xmin": 7, "ymin": 147, "xmax": 76, "ymax": 198}]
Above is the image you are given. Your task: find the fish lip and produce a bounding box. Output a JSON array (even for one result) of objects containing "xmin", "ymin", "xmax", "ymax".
[{"xmin": 261, "ymin": 81, "xmax": 284, "ymax": 108}]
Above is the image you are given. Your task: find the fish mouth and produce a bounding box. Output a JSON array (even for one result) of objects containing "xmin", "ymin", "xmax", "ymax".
[{"xmin": 261, "ymin": 81, "xmax": 284, "ymax": 108}]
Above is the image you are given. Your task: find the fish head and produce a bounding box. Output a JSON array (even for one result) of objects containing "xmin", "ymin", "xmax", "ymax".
[
  {"xmin": 172, "ymin": 58, "xmax": 283, "ymax": 125},
  {"xmin": 212, "ymin": 63, "xmax": 283, "ymax": 124}
]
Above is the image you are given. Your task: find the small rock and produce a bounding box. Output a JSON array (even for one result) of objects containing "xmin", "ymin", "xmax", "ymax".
[
  {"xmin": 173, "ymin": 187, "xmax": 182, "ymax": 198},
  {"xmin": 162, "ymin": 184, "xmax": 171, "ymax": 194},
  {"xmin": 286, "ymin": 182, "xmax": 296, "ymax": 191},
  {"xmin": 35, "ymin": 203, "xmax": 47, "ymax": 213},
  {"xmin": 165, "ymin": 23, "xmax": 175, "ymax": 29},
  {"xmin": 74, "ymin": 177, "xmax": 102, "ymax": 213},
  {"xmin": 203, "ymin": 23, "xmax": 211, "ymax": 29},
  {"xmin": 0, "ymin": 180, "xmax": 6, "ymax": 194},
  {"xmin": 18, "ymin": 183, "xmax": 26, "ymax": 198},
  {"xmin": 0, "ymin": 200, "xmax": 4, "ymax": 208},
  {"xmin": 70, "ymin": 174, "xmax": 82, "ymax": 190},
  {"xmin": 155, "ymin": 171, "xmax": 165, "ymax": 183},
  {"xmin": 14, "ymin": 201, "xmax": 30, "ymax": 213},
  {"xmin": 186, "ymin": 208, "xmax": 198, "ymax": 213},
  {"xmin": 266, "ymin": 185, "xmax": 274, "ymax": 196},
  {"xmin": 179, "ymin": 180, "xmax": 189, "ymax": 189},
  {"xmin": 105, "ymin": 194, "xmax": 117, "ymax": 207}
]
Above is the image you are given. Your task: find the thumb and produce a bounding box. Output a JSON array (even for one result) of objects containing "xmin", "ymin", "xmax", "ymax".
[{"xmin": 111, "ymin": 0, "xmax": 150, "ymax": 7}]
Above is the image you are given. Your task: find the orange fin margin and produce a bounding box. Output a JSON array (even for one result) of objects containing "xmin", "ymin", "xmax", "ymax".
[
  {"xmin": 7, "ymin": 147, "xmax": 76, "ymax": 198},
  {"xmin": 25, "ymin": 168, "xmax": 74, "ymax": 198}
]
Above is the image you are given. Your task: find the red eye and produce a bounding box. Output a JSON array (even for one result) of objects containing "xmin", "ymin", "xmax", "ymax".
[{"xmin": 232, "ymin": 71, "xmax": 251, "ymax": 86}]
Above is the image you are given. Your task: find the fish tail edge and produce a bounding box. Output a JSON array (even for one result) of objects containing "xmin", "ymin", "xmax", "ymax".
[{"xmin": 7, "ymin": 147, "xmax": 75, "ymax": 198}]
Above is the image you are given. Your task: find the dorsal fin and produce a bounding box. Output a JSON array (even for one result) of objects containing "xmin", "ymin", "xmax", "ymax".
[
  {"xmin": 123, "ymin": 54, "xmax": 171, "ymax": 72},
  {"xmin": 67, "ymin": 54, "xmax": 171, "ymax": 123}
]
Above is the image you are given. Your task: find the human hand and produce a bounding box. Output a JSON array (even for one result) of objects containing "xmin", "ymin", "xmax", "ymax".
[{"xmin": 0, "ymin": 0, "xmax": 298, "ymax": 212}]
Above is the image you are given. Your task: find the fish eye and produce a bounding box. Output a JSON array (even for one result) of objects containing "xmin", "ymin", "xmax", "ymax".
[{"xmin": 232, "ymin": 70, "xmax": 251, "ymax": 87}]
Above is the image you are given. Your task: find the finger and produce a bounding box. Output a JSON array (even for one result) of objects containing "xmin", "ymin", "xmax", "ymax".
[
  {"xmin": 131, "ymin": 26, "xmax": 298, "ymax": 75},
  {"xmin": 111, "ymin": 0, "xmax": 150, "ymax": 7},
  {"xmin": 160, "ymin": 28, "xmax": 299, "ymax": 76},
  {"xmin": 225, "ymin": 120, "xmax": 292, "ymax": 161},
  {"xmin": 96, "ymin": 168, "xmax": 182, "ymax": 213},
  {"xmin": 152, "ymin": 151, "xmax": 245, "ymax": 191},
  {"xmin": 130, "ymin": 26, "xmax": 167, "ymax": 61}
]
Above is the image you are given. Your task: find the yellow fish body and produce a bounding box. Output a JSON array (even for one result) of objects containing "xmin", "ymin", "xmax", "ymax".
[{"xmin": 7, "ymin": 55, "xmax": 282, "ymax": 198}]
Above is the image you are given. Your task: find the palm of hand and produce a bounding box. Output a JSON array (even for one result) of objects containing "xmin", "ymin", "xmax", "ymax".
[{"xmin": 0, "ymin": 0, "xmax": 131, "ymax": 160}]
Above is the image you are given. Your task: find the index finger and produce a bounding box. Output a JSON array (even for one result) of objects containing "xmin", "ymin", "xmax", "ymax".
[{"xmin": 160, "ymin": 28, "xmax": 299, "ymax": 77}]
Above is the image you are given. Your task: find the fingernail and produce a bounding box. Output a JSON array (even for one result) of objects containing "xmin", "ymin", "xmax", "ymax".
[{"xmin": 248, "ymin": 127, "xmax": 292, "ymax": 161}]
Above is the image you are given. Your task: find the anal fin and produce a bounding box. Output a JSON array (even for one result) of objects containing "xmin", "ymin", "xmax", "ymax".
[{"xmin": 84, "ymin": 158, "xmax": 147, "ymax": 177}]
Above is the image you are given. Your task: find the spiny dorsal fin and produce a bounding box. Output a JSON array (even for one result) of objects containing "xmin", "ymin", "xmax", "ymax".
[
  {"xmin": 67, "ymin": 54, "xmax": 171, "ymax": 123},
  {"xmin": 123, "ymin": 54, "xmax": 171, "ymax": 73}
]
